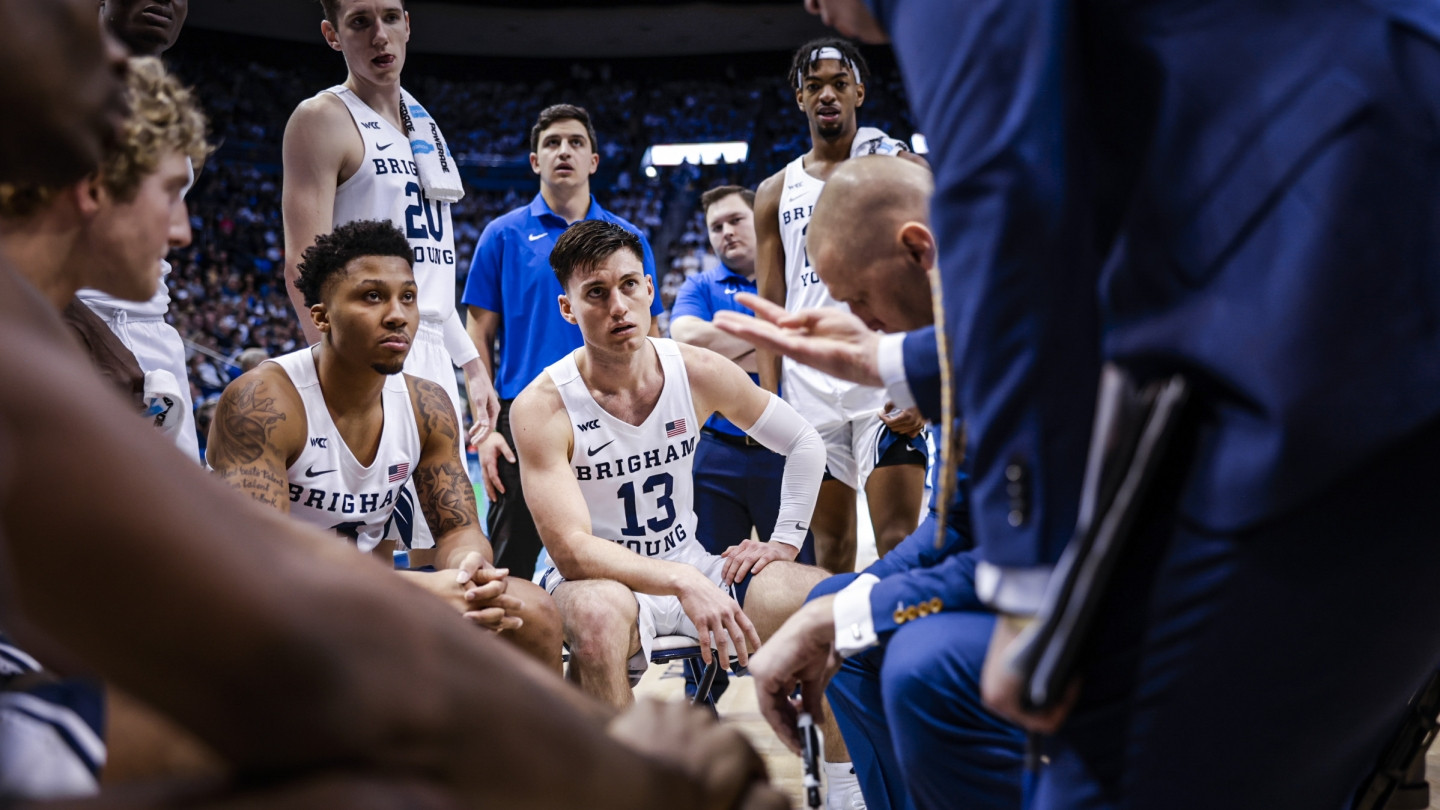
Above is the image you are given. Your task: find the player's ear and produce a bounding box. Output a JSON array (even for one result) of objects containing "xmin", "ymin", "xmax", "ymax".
[
  {"xmin": 558, "ymin": 293, "xmax": 576, "ymax": 325},
  {"xmin": 320, "ymin": 20, "xmax": 340, "ymax": 51},
  {"xmin": 855, "ymin": 81, "xmax": 866, "ymax": 108},
  {"xmin": 899, "ymin": 222, "xmax": 935, "ymax": 273},
  {"xmin": 73, "ymin": 173, "xmax": 104, "ymax": 217},
  {"xmin": 588, "ymin": 150, "xmax": 599, "ymax": 175},
  {"xmin": 311, "ymin": 303, "xmax": 330, "ymax": 335},
  {"xmin": 530, "ymin": 152, "xmax": 541, "ymax": 176}
]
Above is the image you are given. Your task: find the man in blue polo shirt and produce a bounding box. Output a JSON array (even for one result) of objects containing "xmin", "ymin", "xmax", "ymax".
[
  {"xmin": 463, "ymin": 103, "xmax": 663, "ymax": 581},
  {"xmin": 672, "ymin": 185, "xmax": 816, "ymax": 566}
]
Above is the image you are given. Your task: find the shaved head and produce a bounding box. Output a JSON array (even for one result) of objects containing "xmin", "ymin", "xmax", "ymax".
[{"xmin": 809, "ymin": 156, "xmax": 936, "ymax": 332}]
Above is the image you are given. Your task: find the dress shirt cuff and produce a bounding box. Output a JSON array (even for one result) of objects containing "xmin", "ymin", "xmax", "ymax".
[
  {"xmin": 876, "ymin": 333, "xmax": 915, "ymax": 411},
  {"xmin": 833, "ymin": 573, "xmax": 881, "ymax": 657},
  {"xmin": 974, "ymin": 562, "xmax": 1053, "ymax": 616}
]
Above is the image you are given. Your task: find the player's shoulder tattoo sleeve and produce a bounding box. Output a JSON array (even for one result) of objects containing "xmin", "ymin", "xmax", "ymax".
[
  {"xmin": 210, "ymin": 376, "xmax": 289, "ymax": 469},
  {"xmin": 209, "ymin": 374, "xmax": 295, "ymax": 511}
]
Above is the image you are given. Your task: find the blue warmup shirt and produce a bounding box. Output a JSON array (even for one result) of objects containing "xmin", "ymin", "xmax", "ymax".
[
  {"xmin": 670, "ymin": 264, "xmax": 759, "ymax": 436},
  {"xmin": 462, "ymin": 193, "xmax": 664, "ymax": 400}
]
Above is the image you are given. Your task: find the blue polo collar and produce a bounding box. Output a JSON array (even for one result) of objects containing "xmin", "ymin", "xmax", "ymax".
[
  {"xmin": 715, "ymin": 263, "xmax": 756, "ymax": 286},
  {"xmin": 528, "ymin": 192, "xmax": 604, "ymax": 227}
]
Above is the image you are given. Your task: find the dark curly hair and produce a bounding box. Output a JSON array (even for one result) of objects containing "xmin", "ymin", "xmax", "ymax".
[
  {"xmin": 550, "ymin": 220, "xmax": 644, "ymax": 291},
  {"xmin": 788, "ymin": 37, "xmax": 869, "ymax": 92},
  {"xmin": 294, "ymin": 220, "xmax": 414, "ymax": 307}
]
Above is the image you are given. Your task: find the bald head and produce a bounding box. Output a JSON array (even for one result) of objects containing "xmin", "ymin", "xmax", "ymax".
[{"xmin": 809, "ymin": 155, "xmax": 935, "ymax": 332}]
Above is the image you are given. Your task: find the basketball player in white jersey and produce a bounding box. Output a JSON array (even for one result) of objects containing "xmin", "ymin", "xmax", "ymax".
[
  {"xmin": 208, "ymin": 220, "xmax": 561, "ymax": 670},
  {"xmin": 282, "ymin": 0, "xmax": 498, "ymax": 561},
  {"xmin": 754, "ymin": 37, "xmax": 931, "ymax": 573},
  {"xmin": 512, "ymin": 220, "xmax": 867, "ymax": 808}
]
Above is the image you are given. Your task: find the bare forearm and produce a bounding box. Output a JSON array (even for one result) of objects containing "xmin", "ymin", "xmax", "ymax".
[
  {"xmin": 434, "ymin": 527, "xmax": 493, "ymax": 569},
  {"xmin": 755, "ymin": 258, "xmax": 785, "ymax": 393},
  {"xmin": 464, "ymin": 307, "xmax": 498, "ymax": 381},
  {"xmin": 670, "ymin": 318, "xmax": 758, "ymax": 364},
  {"xmin": 551, "ymin": 534, "xmax": 700, "ymax": 597}
]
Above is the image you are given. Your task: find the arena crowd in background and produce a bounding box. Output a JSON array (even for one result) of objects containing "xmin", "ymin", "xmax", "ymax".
[{"xmin": 158, "ymin": 29, "xmax": 915, "ymax": 437}]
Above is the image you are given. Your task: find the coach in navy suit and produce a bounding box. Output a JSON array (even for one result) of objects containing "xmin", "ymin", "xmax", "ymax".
[
  {"xmin": 791, "ymin": 0, "xmax": 1440, "ymax": 807},
  {"xmin": 729, "ymin": 158, "xmax": 1024, "ymax": 810}
]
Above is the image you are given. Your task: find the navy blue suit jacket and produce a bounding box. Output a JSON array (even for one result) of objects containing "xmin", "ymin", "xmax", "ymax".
[
  {"xmin": 901, "ymin": 326, "xmax": 942, "ymax": 423},
  {"xmin": 874, "ymin": 0, "xmax": 1440, "ymax": 568}
]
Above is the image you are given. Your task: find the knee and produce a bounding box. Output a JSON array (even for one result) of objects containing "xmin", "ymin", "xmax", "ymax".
[
  {"xmin": 807, "ymin": 572, "xmax": 859, "ymax": 603},
  {"xmin": 876, "ymin": 525, "xmax": 912, "ymax": 555},
  {"xmin": 560, "ymin": 582, "xmax": 635, "ymax": 662},
  {"xmin": 880, "ymin": 614, "xmax": 993, "ymax": 723}
]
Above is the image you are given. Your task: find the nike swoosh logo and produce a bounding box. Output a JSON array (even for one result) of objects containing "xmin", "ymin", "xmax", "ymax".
[
  {"xmin": 306, "ymin": 465, "xmax": 338, "ymax": 477},
  {"xmin": 724, "ymin": 288, "xmax": 739, "ymax": 296},
  {"xmin": 586, "ymin": 440, "xmax": 616, "ymax": 457},
  {"xmin": 528, "ymin": 232, "xmax": 547, "ymax": 241},
  {"xmin": 377, "ymin": 142, "xmax": 393, "ymax": 151}
]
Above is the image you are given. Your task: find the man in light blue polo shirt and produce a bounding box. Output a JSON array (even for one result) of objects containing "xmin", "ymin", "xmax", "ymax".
[
  {"xmin": 672, "ymin": 185, "xmax": 816, "ymax": 566},
  {"xmin": 463, "ymin": 103, "xmax": 662, "ymax": 581}
]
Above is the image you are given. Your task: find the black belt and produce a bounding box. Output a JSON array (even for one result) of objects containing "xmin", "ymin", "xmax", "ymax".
[{"xmin": 702, "ymin": 427, "xmax": 763, "ymax": 448}]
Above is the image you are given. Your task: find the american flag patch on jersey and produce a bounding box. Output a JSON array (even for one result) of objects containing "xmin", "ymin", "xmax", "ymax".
[
  {"xmin": 665, "ymin": 419, "xmax": 687, "ymax": 437},
  {"xmin": 388, "ymin": 463, "xmax": 410, "ymax": 482}
]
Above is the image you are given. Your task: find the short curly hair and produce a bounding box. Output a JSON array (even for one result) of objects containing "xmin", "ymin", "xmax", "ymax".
[
  {"xmin": 0, "ymin": 57, "xmax": 212, "ymax": 218},
  {"xmin": 294, "ymin": 220, "xmax": 415, "ymax": 307}
]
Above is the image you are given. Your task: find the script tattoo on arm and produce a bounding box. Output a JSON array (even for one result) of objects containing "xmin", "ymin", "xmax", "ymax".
[
  {"xmin": 209, "ymin": 378, "xmax": 293, "ymax": 513},
  {"xmin": 412, "ymin": 379, "xmax": 476, "ymax": 537},
  {"xmin": 218, "ymin": 464, "xmax": 291, "ymax": 511}
]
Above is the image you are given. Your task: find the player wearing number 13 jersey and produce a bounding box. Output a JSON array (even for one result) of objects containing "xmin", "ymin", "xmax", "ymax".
[{"xmin": 510, "ymin": 221, "xmax": 846, "ymax": 754}]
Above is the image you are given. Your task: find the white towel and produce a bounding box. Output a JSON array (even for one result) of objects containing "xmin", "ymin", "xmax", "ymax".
[
  {"xmin": 143, "ymin": 369, "xmax": 183, "ymax": 438},
  {"xmin": 398, "ymin": 88, "xmax": 465, "ymax": 204},
  {"xmin": 851, "ymin": 126, "xmax": 910, "ymax": 159}
]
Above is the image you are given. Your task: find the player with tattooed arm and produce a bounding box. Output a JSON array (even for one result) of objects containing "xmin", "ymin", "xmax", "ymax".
[{"xmin": 207, "ymin": 220, "xmax": 561, "ymax": 669}]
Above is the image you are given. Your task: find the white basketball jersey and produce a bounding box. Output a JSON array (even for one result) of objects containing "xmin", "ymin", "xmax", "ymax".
[
  {"xmin": 328, "ymin": 86, "xmax": 457, "ymax": 324},
  {"xmin": 547, "ymin": 339, "xmax": 707, "ymax": 566},
  {"xmin": 269, "ymin": 347, "xmax": 422, "ymax": 553},
  {"xmin": 777, "ymin": 156, "xmax": 886, "ymax": 423}
]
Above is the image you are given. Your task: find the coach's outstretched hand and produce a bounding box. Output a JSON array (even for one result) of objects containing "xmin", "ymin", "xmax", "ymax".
[
  {"xmin": 715, "ymin": 293, "xmax": 883, "ymax": 388},
  {"xmin": 747, "ymin": 595, "xmax": 842, "ymax": 756},
  {"xmin": 720, "ymin": 538, "xmax": 798, "ymax": 587},
  {"xmin": 609, "ymin": 699, "xmax": 789, "ymax": 810},
  {"xmin": 677, "ymin": 569, "xmax": 763, "ymax": 669}
]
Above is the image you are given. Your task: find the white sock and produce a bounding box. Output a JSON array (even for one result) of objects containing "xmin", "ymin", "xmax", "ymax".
[{"xmin": 823, "ymin": 760, "xmax": 865, "ymax": 810}]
